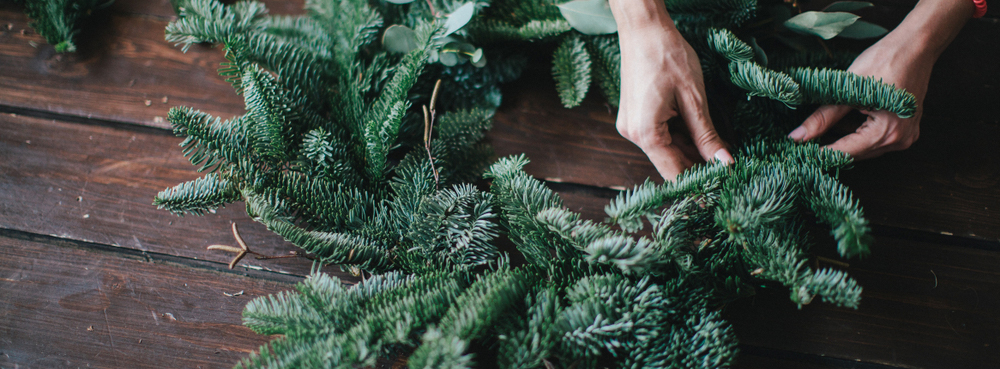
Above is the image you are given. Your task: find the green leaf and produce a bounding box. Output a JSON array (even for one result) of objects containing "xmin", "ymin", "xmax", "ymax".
[
  {"xmin": 383, "ymin": 25, "xmax": 418, "ymax": 53},
  {"xmin": 444, "ymin": 2, "xmax": 476, "ymax": 36},
  {"xmin": 552, "ymin": 36, "xmax": 592, "ymax": 108},
  {"xmin": 822, "ymin": 1, "xmax": 873, "ymax": 12},
  {"xmin": 784, "ymin": 11, "xmax": 860, "ymax": 40},
  {"xmin": 386, "ymin": 0, "xmax": 417, "ymax": 3},
  {"xmin": 439, "ymin": 50, "xmax": 460, "ymax": 66},
  {"xmin": 470, "ymin": 48, "xmax": 486, "ymax": 67},
  {"xmin": 837, "ymin": 20, "xmax": 888, "ymax": 39},
  {"xmin": 749, "ymin": 36, "xmax": 768, "ymax": 67},
  {"xmin": 471, "ymin": 55, "xmax": 487, "ymax": 68},
  {"xmin": 557, "ymin": 0, "xmax": 617, "ymax": 35}
]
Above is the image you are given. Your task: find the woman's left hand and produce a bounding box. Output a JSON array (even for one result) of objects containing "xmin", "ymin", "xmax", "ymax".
[{"xmin": 788, "ymin": 0, "xmax": 975, "ymax": 159}]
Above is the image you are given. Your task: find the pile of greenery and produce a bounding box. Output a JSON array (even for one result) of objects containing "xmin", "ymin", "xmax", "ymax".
[
  {"xmin": 11, "ymin": 0, "xmax": 115, "ymax": 52},
  {"xmin": 153, "ymin": 0, "xmax": 914, "ymax": 367}
]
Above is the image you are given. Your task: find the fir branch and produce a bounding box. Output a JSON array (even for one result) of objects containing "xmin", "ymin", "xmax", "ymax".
[
  {"xmin": 485, "ymin": 155, "xmax": 568, "ymax": 267},
  {"xmin": 786, "ymin": 67, "xmax": 918, "ymax": 118},
  {"xmin": 167, "ymin": 106, "xmax": 253, "ymax": 173},
  {"xmin": 153, "ymin": 172, "xmax": 240, "ymax": 215},
  {"xmin": 605, "ymin": 162, "xmax": 726, "ymax": 232},
  {"xmin": 706, "ymin": 28, "xmax": 753, "ymax": 62},
  {"xmin": 361, "ymin": 22, "xmax": 437, "ymax": 181},
  {"xmin": 585, "ymin": 35, "xmax": 621, "ymax": 106},
  {"xmin": 728, "ymin": 60, "xmax": 803, "ymax": 107},
  {"xmin": 243, "ymin": 290, "xmax": 326, "ymax": 336},
  {"xmin": 801, "ymin": 168, "xmax": 873, "ymax": 259},
  {"xmin": 249, "ymin": 197, "xmax": 393, "ymax": 272},
  {"xmin": 552, "ymin": 35, "xmax": 592, "ymax": 108},
  {"xmin": 584, "ymin": 235, "xmax": 665, "ymax": 275},
  {"xmin": 806, "ymin": 268, "xmax": 863, "ymax": 309},
  {"xmin": 165, "ymin": 0, "xmax": 268, "ymax": 51},
  {"xmin": 409, "ymin": 268, "xmax": 535, "ymax": 368},
  {"xmin": 496, "ymin": 288, "xmax": 563, "ymax": 369},
  {"xmin": 467, "ymin": 19, "xmax": 572, "ymax": 42},
  {"xmin": 558, "ymin": 275, "xmax": 667, "ymax": 358}
]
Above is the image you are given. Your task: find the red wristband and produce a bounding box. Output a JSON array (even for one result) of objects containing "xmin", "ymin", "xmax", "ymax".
[{"xmin": 973, "ymin": 0, "xmax": 988, "ymax": 18}]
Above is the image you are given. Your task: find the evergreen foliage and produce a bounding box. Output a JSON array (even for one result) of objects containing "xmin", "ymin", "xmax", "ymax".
[
  {"xmin": 154, "ymin": 0, "xmax": 920, "ymax": 368},
  {"xmin": 13, "ymin": 0, "xmax": 114, "ymax": 52}
]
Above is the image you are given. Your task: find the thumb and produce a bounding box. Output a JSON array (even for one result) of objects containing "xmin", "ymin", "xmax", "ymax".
[{"xmin": 789, "ymin": 105, "xmax": 852, "ymax": 142}]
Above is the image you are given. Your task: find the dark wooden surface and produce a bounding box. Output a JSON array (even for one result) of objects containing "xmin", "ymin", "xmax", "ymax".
[
  {"xmin": 1, "ymin": 1, "xmax": 998, "ymax": 368},
  {"xmin": 0, "ymin": 230, "xmax": 292, "ymax": 369}
]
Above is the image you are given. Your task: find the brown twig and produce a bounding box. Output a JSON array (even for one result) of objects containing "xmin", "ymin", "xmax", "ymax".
[
  {"xmin": 816, "ymin": 255, "xmax": 850, "ymax": 268},
  {"xmin": 423, "ymin": 79, "xmax": 443, "ymax": 187},
  {"xmin": 207, "ymin": 222, "xmax": 317, "ymax": 269},
  {"xmin": 425, "ymin": 0, "xmax": 437, "ymax": 16}
]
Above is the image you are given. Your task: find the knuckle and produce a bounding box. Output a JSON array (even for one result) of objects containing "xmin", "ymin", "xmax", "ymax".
[
  {"xmin": 694, "ymin": 129, "xmax": 720, "ymax": 148},
  {"xmin": 636, "ymin": 133, "xmax": 669, "ymax": 149},
  {"xmin": 883, "ymin": 131, "xmax": 902, "ymax": 146}
]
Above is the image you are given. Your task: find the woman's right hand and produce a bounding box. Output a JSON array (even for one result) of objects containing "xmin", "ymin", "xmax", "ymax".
[{"xmin": 610, "ymin": 0, "xmax": 733, "ymax": 181}]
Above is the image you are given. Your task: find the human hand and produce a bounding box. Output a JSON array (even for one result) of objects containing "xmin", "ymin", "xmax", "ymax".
[
  {"xmin": 611, "ymin": 0, "xmax": 733, "ymax": 181},
  {"xmin": 788, "ymin": 0, "xmax": 974, "ymax": 159}
]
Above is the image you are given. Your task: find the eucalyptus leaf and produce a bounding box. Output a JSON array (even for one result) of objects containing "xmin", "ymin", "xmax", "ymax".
[
  {"xmin": 382, "ymin": 25, "xmax": 418, "ymax": 53},
  {"xmin": 439, "ymin": 51, "xmax": 459, "ymax": 66},
  {"xmin": 444, "ymin": 2, "xmax": 476, "ymax": 36},
  {"xmin": 749, "ymin": 36, "xmax": 768, "ymax": 67},
  {"xmin": 557, "ymin": 0, "xmax": 617, "ymax": 35},
  {"xmin": 385, "ymin": 0, "xmax": 417, "ymax": 4},
  {"xmin": 837, "ymin": 20, "xmax": 888, "ymax": 39},
  {"xmin": 471, "ymin": 50, "xmax": 487, "ymax": 68},
  {"xmin": 784, "ymin": 11, "xmax": 859, "ymax": 40},
  {"xmin": 822, "ymin": 1, "xmax": 873, "ymax": 12}
]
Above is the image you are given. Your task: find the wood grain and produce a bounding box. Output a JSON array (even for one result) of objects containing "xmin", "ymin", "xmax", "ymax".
[
  {"xmin": 0, "ymin": 112, "xmax": 319, "ymax": 276},
  {"xmin": 0, "ymin": 226, "xmax": 873, "ymax": 369},
  {"xmin": 0, "ymin": 233, "xmax": 293, "ymax": 369},
  {"xmin": 0, "ymin": 5, "xmax": 244, "ymax": 129}
]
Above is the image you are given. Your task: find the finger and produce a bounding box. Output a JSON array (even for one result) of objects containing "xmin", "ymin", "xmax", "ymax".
[
  {"xmin": 789, "ymin": 105, "xmax": 852, "ymax": 142},
  {"xmin": 643, "ymin": 142, "xmax": 695, "ymax": 182},
  {"xmin": 825, "ymin": 119, "xmax": 883, "ymax": 160},
  {"xmin": 677, "ymin": 89, "xmax": 733, "ymax": 164}
]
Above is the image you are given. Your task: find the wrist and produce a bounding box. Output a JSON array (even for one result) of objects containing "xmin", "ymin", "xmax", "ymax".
[
  {"xmin": 609, "ymin": 0, "xmax": 676, "ymax": 36},
  {"xmin": 893, "ymin": 0, "xmax": 973, "ymax": 57}
]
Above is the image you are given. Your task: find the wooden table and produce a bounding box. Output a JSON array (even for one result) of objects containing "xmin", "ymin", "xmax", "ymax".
[{"xmin": 1, "ymin": 1, "xmax": 997, "ymax": 368}]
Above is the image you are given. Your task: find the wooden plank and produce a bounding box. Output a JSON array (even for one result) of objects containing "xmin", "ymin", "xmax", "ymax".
[
  {"xmin": 729, "ymin": 235, "xmax": 1000, "ymax": 369},
  {"xmin": 736, "ymin": 349, "xmax": 877, "ymax": 369},
  {"xmin": 0, "ymin": 233, "xmax": 293, "ymax": 369},
  {"xmin": 0, "ymin": 112, "xmax": 318, "ymax": 276},
  {"xmin": 553, "ymin": 188, "xmax": 1000, "ymax": 369},
  {"xmin": 0, "ymin": 5, "xmax": 244, "ymax": 129}
]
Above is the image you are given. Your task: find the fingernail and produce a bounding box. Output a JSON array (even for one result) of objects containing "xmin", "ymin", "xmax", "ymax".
[
  {"xmin": 788, "ymin": 126, "xmax": 807, "ymax": 141},
  {"xmin": 714, "ymin": 148, "xmax": 733, "ymax": 165}
]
